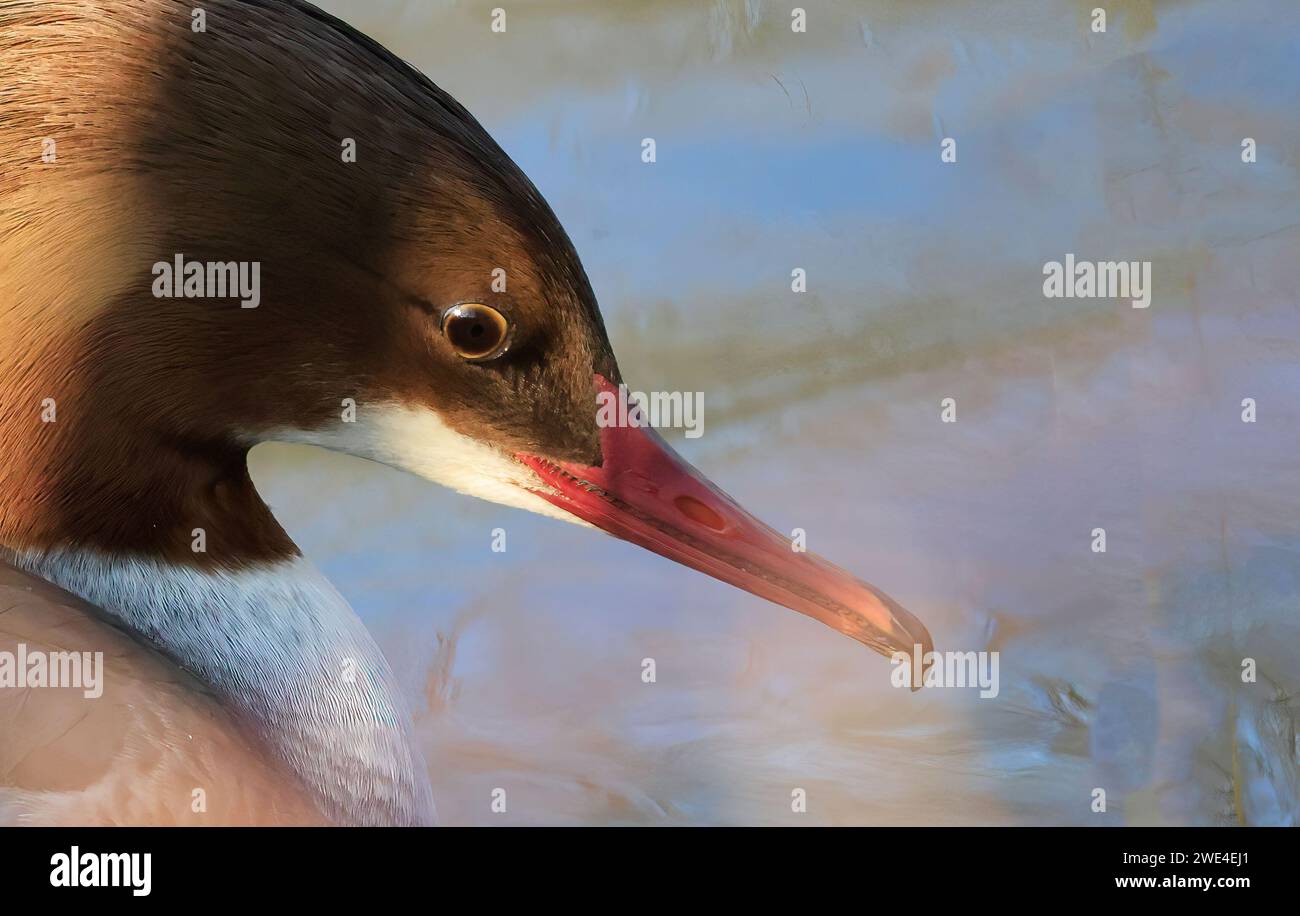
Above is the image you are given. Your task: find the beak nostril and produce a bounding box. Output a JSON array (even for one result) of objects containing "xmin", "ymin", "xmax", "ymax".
[{"xmin": 674, "ymin": 494, "xmax": 726, "ymax": 531}]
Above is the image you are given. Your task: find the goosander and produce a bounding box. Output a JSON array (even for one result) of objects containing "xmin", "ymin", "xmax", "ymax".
[{"xmin": 0, "ymin": 0, "xmax": 931, "ymax": 825}]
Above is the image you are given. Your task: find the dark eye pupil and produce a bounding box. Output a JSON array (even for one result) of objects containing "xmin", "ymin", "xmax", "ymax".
[{"xmin": 450, "ymin": 318, "xmax": 492, "ymax": 350}]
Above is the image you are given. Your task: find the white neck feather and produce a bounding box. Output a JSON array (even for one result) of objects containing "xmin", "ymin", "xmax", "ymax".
[{"xmin": 10, "ymin": 548, "xmax": 436, "ymax": 826}]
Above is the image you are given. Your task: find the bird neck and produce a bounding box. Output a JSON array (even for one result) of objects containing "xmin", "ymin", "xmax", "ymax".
[{"xmin": 8, "ymin": 546, "xmax": 436, "ymax": 826}]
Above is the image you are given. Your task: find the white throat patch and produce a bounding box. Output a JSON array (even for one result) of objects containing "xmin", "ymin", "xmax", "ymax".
[{"xmin": 268, "ymin": 403, "xmax": 594, "ymax": 528}]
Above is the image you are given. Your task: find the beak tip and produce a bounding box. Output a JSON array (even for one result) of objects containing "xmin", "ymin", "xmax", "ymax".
[{"xmin": 876, "ymin": 599, "xmax": 935, "ymax": 691}]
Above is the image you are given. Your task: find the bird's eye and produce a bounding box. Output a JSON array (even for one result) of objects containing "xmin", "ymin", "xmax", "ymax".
[{"xmin": 440, "ymin": 302, "xmax": 511, "ymax": 361}]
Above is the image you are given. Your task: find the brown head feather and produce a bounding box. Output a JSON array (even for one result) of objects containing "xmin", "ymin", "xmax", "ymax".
[{"xmin": 0, "ymin": 0, "xmax": 618, "ymax": 567}]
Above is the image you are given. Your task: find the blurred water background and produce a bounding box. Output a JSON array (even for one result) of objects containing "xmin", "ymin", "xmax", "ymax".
[{"xmin": 249, "ymin": 0, "xmax": 1300, "ymax": 825}]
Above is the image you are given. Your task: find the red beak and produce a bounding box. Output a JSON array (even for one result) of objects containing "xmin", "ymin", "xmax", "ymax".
[{"xmin": 518, "ymin": 376, "xmax": 933, "ymax": 669}]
